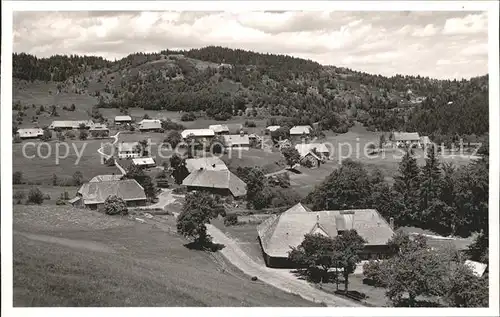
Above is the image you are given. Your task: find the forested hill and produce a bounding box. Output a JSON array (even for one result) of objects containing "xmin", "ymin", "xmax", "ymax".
[{"xmin": 12, "ymin": 46, "xmax": 489, "ymax": 139}]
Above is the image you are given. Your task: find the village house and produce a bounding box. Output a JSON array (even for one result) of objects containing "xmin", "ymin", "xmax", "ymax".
[
  {"xmin": 464, "ymin": 260, "xmax": 488, "ymax": 278},
  {"xmin": 114, "ymin": 115, "xmax": 132, "ymax": 125},
  {"xmin": 117, "ymin": 141, "xmax": 142, "ymax": 159},
  {"xmin": 289, "ymin": 125, "xmax": 312, "ymax": 141},
  {"xmin": 139, "ymin": 119, "xmax": 162, "ymax": 132},
  {"xmin": 185, "ymin": 157, "xmax": 228, "ymax": 173},
  {"xmin": 182, "ymin": 169, "xmax": 247, "ymax": 198},
  {"xmin": 209, "ymin": 124, "xmax": 230, "ymax": 135},
  {"xmin": 17, "ymin": 128, "xmax": 44, "ymax": 139},
  {"xmin": 257, "ymin": 203, "xmax": 395, "ymax": 268},
  {"xmin": 223, "ymin": 134, "xmax": 250, "ymax": 150},
  {"xmin": 265, "ymin": 125, "xmax": 281, "ymax": 135},
  {"xmin": 69, "ymin": 179, "xmax": 147, "ymax": 210},
  {"xmin": 390, "ymin": 132, "xmax": 421, "ymax": 148},
  {"xmin": 420, "ymin": 136, "xmax": 432, "ymax": 147},
  {"xmin": 181, "ymin": 129, "xmax": 215, "ymax": 143},
  {"xmin": 226, "ymin": 123, "xmax": 245, "ymax": 135},
  {"xmin": 132, "ymin": 157, "xmax": 156, "ymax": 169},
  {"xmin": 89, "ymin": 123, "xmax": 110, "ymax": 137},
  {"xmin": 49, "ymin": 120, "xmax": 94, "ymax": 130},
  {"xmin": 295, "ymin": 143, "xmax": 330, "ymax": 165},
  {"xmin": 89, "ymin": 174, "xmax": 123, "ymax": 183}
]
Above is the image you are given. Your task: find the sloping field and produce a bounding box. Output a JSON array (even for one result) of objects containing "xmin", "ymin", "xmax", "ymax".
[{"xmin": 13, "ymin": 205, "xmax": 317, "ymax": 307}]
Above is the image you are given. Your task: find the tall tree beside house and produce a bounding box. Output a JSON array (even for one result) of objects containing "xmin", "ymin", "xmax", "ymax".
[
  {"xmin": 138, "ymin": 139, "xmax": 150, "ymax": 156},
  {"xmin": 379, "ymin": 134, "xmax": 386, "ymax": 148},
  {"xmin": 122, "ymin": 165, "xmax": 157, "ymax": 200},
  {"xmin": 306, "ymin": 159, "xmax": 372, "ymax": 210},
  {"xmin": 40, "ymin": 128, "xmax": 52, "ymax": 141},
  {"xmin": 164, "ymin": 130, "xmax": 182, "ymax": 149},
  {"xmin": 382, "ymin": 234, "xmax": 447, "ymax": 307},
  {"xmin": 209, "ymin": 135, "xmax": 226, "ymax": 155},
  {"xmin": 235, "ymin": 166, "xmax": 266, "ymax": 209},
  {"xmin": 281, "ymin": 147, "xmax": 300, "ymax": 169},
  {"xmin": 270, "ymin": 127, "xmax": 289, "ymax": 144},
  {"xmin": 72, "ymin": 171, "xmax": 84, "ymax": 186},
  {"xmin": 104, "ymin": 195, "xmax": 128, "ymax": 216},
  {"xmin": 169, "ymin": 154, "xmax": 190, "ymax": 185},
  {"xmin": 79, "ymin": 129, "xmax": 88, "ymax": 140},
  {"xmin": 176, "ymin": 191, "xmax": 226, "ymax": 247},
  {"xmin": 420, "ymin": 145, "xmax": 441, "ymax": 210},
  {"xmin": 445, "ymin": 263, "xmax": 489, "ymax": 307},
  {"xmin": 393, "ymin": 151, "xmax": 421, "ymax": 225},
  {"xmin": 467, "ymin": 231, "xmax": 489, "ymax": 264},
  {"xmin": 288, "ymin": 234, "xmax": 336, "ymax": 283},
  {"xmin": 331, "ymin": 229, "xmax": 366, "ymax": 293}
]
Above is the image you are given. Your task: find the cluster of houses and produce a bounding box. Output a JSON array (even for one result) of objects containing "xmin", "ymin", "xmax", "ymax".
[
  {"xmin": 16, "ymin": 120, "xmax": 111, "ymax": 140},
  {"xmin": 388, "ymin": 132, "xmax": 432, "ymax": 149}
]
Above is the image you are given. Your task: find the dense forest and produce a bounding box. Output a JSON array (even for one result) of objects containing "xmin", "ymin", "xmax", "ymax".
[{"xmin": 12, "ymin": 46, "xmax": 489, "ymax": 138}]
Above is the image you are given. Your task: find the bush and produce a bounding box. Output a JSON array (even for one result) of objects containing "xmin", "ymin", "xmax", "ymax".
[
  {"xmin": 245, "ymin": 120, "xmax": 257, "ymax": 128},
  {"xmin": 56, "ymin": 199, "xmax": 66, "ymax": 205},
  {"xmin": 27, "ymin": 187, "xmax": 45, "ymax": 204},
  {"xmin": 13, "ymin": 191, "xmax": 26, "ymax": 204},
  {"xmin": 66, "ymin": 130, "xmax": 76, "ymax": 139},
  {"xmin": 104, "ymin": 195, "xmax": 128, "ymax": 216},
  {"xmin": 13, "ymin": 171, "xmax": 23, "ymax": 184},
  {"xmin": 224, "ymin": 214, "xmax": 238, "ymax": 226},
  {"xmin": 362, "ymin": 260, "xmax": 387, "ymax": 287},
  {"xmin": 13, "ymin": 134, "xmax": 22, "ymax": 143},
  {"xmin": 181, "ymin": 112, "xmax": 196, "ymax": 121},
  {"xmin": 302, "ymin": 159, "xmax": 313, "ymax": 168},
  {"xmin": 172, "ymin": 186, "xmax": 188, "ymax": 194}
]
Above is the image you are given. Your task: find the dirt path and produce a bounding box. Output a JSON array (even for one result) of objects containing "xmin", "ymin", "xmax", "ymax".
[
  {"xmin": 14, "ymin": 231, "xmax": 114, "ymax": 253},
  {"xmin": 96, "ymin": 131, "xmax": 126, "ymax": 175},
  {"xmin": 135, "ymin": 189, "xmax": 178, "ymax": 210},
  {"xmin": 205, "ymin": 224, "xmax": 361, "ymax": 307}
]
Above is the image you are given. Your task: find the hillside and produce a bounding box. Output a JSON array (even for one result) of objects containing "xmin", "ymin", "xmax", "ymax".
[
  {"xmin": 13, "ymin": 205, "xmax": 318, "ymax": 307},
  {"xmin": 13, "ymin": 47, "xmax": 489, "ymax": 141}
]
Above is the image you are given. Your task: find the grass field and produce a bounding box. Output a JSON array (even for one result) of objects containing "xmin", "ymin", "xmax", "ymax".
[
  {"xmin": 13, "ymin": 185, "xmax": 79, "ymax": 205},
  {"xmin": 13, "ymin": 205, "xmax": 318, "ymax": 307},
  {"xmin": 13, "ymin": 139, "xmax": 120, "ymax": 184}
]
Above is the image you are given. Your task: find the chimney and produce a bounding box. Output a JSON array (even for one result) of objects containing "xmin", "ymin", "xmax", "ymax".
[
  {"xmin": 240, "ymin": 130, "xmax": 244, "ymax": 137},
  {"xmin": 212, "ymin": 164, "xmax": 216, "ymax": 168},
  {"xmin": 389, "ymin": 217, "xmax": 394, "ymax": 229}
]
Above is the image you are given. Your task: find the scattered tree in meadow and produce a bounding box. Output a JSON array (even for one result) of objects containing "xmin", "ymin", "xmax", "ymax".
[
  {"xmin": 40, "ymin": 128, "xmax": 52, "ymax": 141},
  {"xmin": 169, "ymin": 154, "xmax": 190, "ymax": 185},
  {"xmin": 165, "ymin": 130, "xmax": 183, "ymax": 149},
  {"xmin": 104, "ymin": 195, "xmax": 128, "ymax": 216},
  {"xmin": 13, "ymin": 191, "xmax": 26, "ymax": 204},
  {"xmin": 176, "ymin": 191, "xmax": 226, "ymax": 246},
  {"xmin": 13, "ymin": 171, "xmax": 23, "ymax": 184},
  {"xmin": 281, "ymin": 147, "xmax": 300, "ymax": 169},
  {"xmin": 72, "ymin": 171, "xmax": 84, "ymax": 186},
  {"xmin": 79, "ymin": 129, "xmax": 88, "ymax": 140},
  {"xmin": 27, "ymin": 187, "xmax": 45, "ymax": 204}
]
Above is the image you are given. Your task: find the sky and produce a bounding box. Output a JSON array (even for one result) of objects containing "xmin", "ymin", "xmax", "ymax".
[{"xmin": 13, "ymin": 11, "xmax": 489, "ymax": 80}]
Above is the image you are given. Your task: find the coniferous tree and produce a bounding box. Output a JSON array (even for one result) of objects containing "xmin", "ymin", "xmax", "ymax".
[{"xmin": 393, "ymin": 150, "xmax": 421, "ymax": 225}]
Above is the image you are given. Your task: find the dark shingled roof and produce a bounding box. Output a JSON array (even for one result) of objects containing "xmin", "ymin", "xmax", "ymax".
[
  {"xmin": 257, "ymin": 203, "xmax": 394, "ymax": 258},
  {"xmin": 182, "ymin": 169, "xmax": 247, "ymax": 197},
  {"xmin": 77, "ymin": 179, "xmax": 146, "ymax": 205}
]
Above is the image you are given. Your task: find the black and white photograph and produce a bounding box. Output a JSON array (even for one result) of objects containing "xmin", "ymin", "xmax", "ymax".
[{"xmin": 1, "ymin": 1, "xmax": 499, "ymax": 315}]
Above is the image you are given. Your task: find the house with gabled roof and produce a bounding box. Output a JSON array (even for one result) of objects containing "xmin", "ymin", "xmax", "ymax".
[
  {"xmin": 265, "ymin": 125, "xmax": 281, "ymax": 135},
  {"xmin": 49, "ymin": 120, "xmax": 94, "ymax": 130},
  {"xmin": 114, "ymin": 115, "xmax": 132, "ymax": 125},
  {"xmin": 132, "ymin": 157, "xmax": 156, "ymax": 168},
  {"xmin": 181, "ymin": 129, "xmax": 215, "ymax": 141},
  {"xmin": 185, "ymin": 157, "xmax": 228, "ymax": 173},
  {"xmin": 295, "ymin": 143, "xmax": 330, "ymax": 167},
  {"xmin": 117, "ymin": 141, "xmax": 141, "ymax": 159},
  {"xmin": 209, "ymin": 124, "xmax": 230, "ymax": 135},
  {"xmin": 70, "ymin": 179, "xmax": 147, "ymax": 209},
  {"xmin": 89, "ymin": 123, "xmax": 110, "ymax": 137},
  {"xmin": 290, "ymin": 125, "xmax": 312, "ymax": 136},
  {"xmin": 223, "ymin": 134, "xmax": 250, "ymax": 149},
  {"xmin": 139, "ymin": 119, "xmax": 162, "ymax": 132},
  {"xmin": 17, "ymin": 128, "xmax": 44, "ymax": 139},
  {"xmin": 182, "ymin": 169, "xmax": 247, "ymax": 198},
  {"xmin": 257, "ymin": 203, "xmax": 395, "ymax": 268},
  {"xmin": 390, "ymin": 132, "xmax": 421, "ymax": 148}
]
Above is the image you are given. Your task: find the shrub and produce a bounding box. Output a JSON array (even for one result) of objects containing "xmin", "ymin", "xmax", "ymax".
[
  {"xmin": 56, "ymin": 199, "xmax": 66, "ymax": 205},
  {"xmin": 43, "ymin": 193, "xmax": 51, "ymax": 200},
  {"xmin": 172, "ymin": 186, "xmax": 187, "ymax": 194},
  {"xmin": 79, "ymin": 129, "xmax": 88, "ymax": 140},
  {"xmin": 13, "ymin": 134, "xmax": 22, "ymax": 143},
  {"xmin": 362, "ymin": 260, "xmax": 387, "ymax": 287},
  {"xmin": 27, "ymin": 187, "xmax": 45, "ymax": 204},
  {"xmin": 302, "ymin": 159, "xmax": 313, "ymax": 168},
  {"xmin": 181, "ymin": 112, "xmax": 196, "ymax": 121},
  {"xmin": 13, "ymin": 191, "xmax": 26, "ymax": 204},
  {"xmin": 224, "ymin": 214, "xmax": 238, "ymax": 226},
  {"xmin": 13, "ymin": 171, "xmax": 23, "ymax": 184},
  {"xmin": 73, "ymin": 171, "xmax": 84, "ymax": 186},
  {"xmin": 105, "ymin": 157, "xmax": 116, "ymax": 166},
  {"xmin": 245, "ymin": 120, "xmax": 257, "ymax": 128},
  {"xmin": 104, "ymin": 195, "xmax": 128, "ymax": 215}
]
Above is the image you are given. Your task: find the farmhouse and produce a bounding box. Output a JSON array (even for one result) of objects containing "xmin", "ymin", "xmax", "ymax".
[
  {"xmin": 265, "ymin": 125, "xmax": 281, "ymax": 134},
  {"xmin": 49, "ymin": 120, "xmax": 94, "ymax": 130},
  {"xmin": 132, "ymin": 157, "xmax": 156, "ymax": 168},
  {"xmin": 182, "ymin": 169, "xmax": 247, "ymax": 198},
  {"xmin": 226, "ymin": 123, "xmax": 245, "ymax": 134},
  {"xmin": 181, "ymin": 129, "xmax": 215, "ymax": 142},
  {"xmin": 391, "ymin": 132, "xmax": 421, "ymax": 148},
  {"xmin": 117, "ymin": 142, "xmax": 141, "ymax": 159},
  {"xmin": 464, "ymin": 260, "xmax": 488, "ymax": 277},
  {"xmin": 114, "ymin": 115, "xmax": 132, "ymax": 125},
  {"xmin": 295, "ymin": 143, "xmax": 330, "ymax": 159},
  {"xmin": 223, "ymin": 134, "xmax": 250, "ymax": 149},
  {"xmin": 139, "ymin": 119, "xmax": 162, "ymax": 132},
  {"xmin": 70, "ymin": 179, "xmax": 147, "ymax": 209},
  {"xmin": 17, "ymin": 128, "xmax": 44, "ymax": 139},
  {"xmin": 89, "ymin": 123, "xmax": 110, "ymax": 137},
  {"xmin": 257, "ymin": 203, "xmax": 395, "ymax": 268},
  {"xmin": 89, "ymin": 174, "xmax": 123, "ymax": 183},
  {"xmin": 209, "ymin": 124, "xmax": 230, "ymax": 135},
  {"xmin": 185, "ymin": 157, "xmax": 228, "ymax": 173},
  {"xmin": 289, "ymin": 125, "xmax": 312, "ymax": 140}
]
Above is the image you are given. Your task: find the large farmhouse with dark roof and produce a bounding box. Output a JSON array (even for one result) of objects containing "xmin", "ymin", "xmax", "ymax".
[
  {"xmin": 257, "ymin": 203, "xmax": 395, "ymax": 268},
  {"xmin": 182, "ymin": 169, "xmax": 247, "ymax": 198}
]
